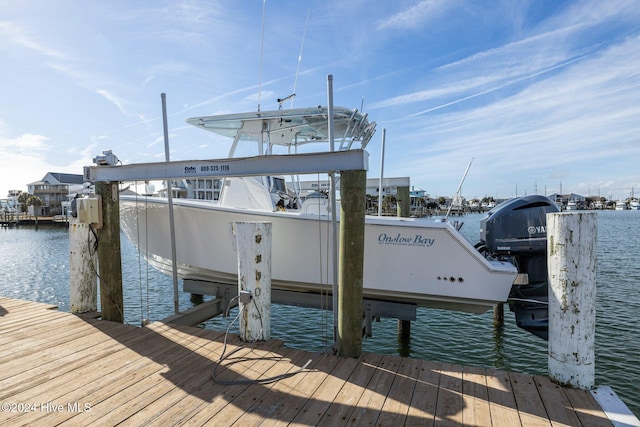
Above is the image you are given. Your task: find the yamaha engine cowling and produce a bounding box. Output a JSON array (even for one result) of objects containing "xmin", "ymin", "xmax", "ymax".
[{"xmin": 477, "ymin": 195, "xmax": 559, "ymax": 340}]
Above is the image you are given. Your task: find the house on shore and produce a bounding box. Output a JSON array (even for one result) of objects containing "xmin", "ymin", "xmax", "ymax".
[{"xmin": 27, "ymin": 172, "xmax": 83, "ymax": 216}]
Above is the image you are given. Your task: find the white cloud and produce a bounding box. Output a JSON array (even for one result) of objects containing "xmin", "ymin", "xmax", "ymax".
[
  {"xmin": 0, "ymin": 133, "xmax": 49, "ymax": 153},
  {"xmin": 376, "ymin": 0, "xmax": 452, "ymax": 31},
  {"xmin": 95, "ymin": 89, "xmax": 129, "ymax": 116},
  {"xmin": 0, "ymin": 21, "xmax": 67, "ymax": 60},
  {"xmin": 393, "ymin": 32, "xmax": 640, "ymax": 198},
  {"xmin": 142, "ymin": 61, "xmax": 190, "ymax": 86},
  {"xmin": 0, "ymin": 134, "xmax": 50, "ymax": 196}
]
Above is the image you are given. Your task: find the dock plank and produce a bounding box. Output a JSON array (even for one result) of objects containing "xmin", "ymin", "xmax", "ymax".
[
  {"xmin": 288, "ymin": 354, "xmax": 362, "ymax": 426},
  {"xmin": 76, "ymin": 324, "xmax": 226, "ymax": 426},
  {"xmin": 434, "ymin": 362, "xmax": 464, "ymax": 426},
  {"xmin": 462, "ymin": 364, "xmax": 492, "ymax": 426},
  {"xmin": 78, "ymin": 327, "xmax": 218, "ymax": 426},
  {"xmin": 8, "ymin": 326, "xmax": 178, "ymax": 425},
  {"xmin": 375, "ymin": 355, "xmax": 422, "ymax": 426},
  {"xmin": 174, "ymin": 341, "xmax": 297, "ymax": 426},
  {"xmin": 115, "ymin": 338, "xmax": 225, "ymax": 425},
  {"xmin": 485, "ymin": 368, "xmax": 523, "ymax": 427},
  {"xmin": 0, "ymin": 297, "xmax": 626, "ymax": 427},
  {"xmin": 318, "ymin": 352, "xmax": 383, "ymax": 426},
  {"xmin": 201, "ymin": 346, "xmax": 301, "ymax": 426},
  {"xmin": 264, "ymin": 354, "xmax": 348, "ymax": 427},
  {"xmin": 0, "ymin": 320, "xmax": 125, "ymax": 381},
  {"xmin": 347, "ymin": 353, "xmax": 401, "ymax": 426},
  {"xmin": 0, "ymin": 311, "xmax": 81, "ymax": 343},
  {"xmin": 405, "ymin": 359, "xmax": 441, "ymax": 426},
  {"xmin": 0, "ymin": 306, "xmax": 65, "ymax": 334},
  {"xmin": 0, "ymin": 320, "xmax": 140, "ymax": 402},
  {"xmin": 225, "ymin": 348, "xmax": 318, "ymax": 426},
  {"xmin": 137, "ymin": 337, "xmax": 288, "ymax": 426},
  {"xmin": 534, "ymin": 375, "xmax": 585, "ymax": 427},
  {"xmin": 509, "ymin": 370, "xmax": 552, "ymax": 427},
  {"xmin": 564, "ymin": 386, "xmax": 616, "ymax": 427},
  {"xmin": 0, "ymin": 298, "xmax": 56, "ymax": 312}
]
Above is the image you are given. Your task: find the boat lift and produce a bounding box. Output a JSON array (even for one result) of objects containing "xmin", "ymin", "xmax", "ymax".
[{"xmin": 84, "ymin": 148, "xmax": 418, "ymax": 332}]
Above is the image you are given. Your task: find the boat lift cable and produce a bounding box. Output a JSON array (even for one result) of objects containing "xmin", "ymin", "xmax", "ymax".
[
  {"xmin": 145, "ymin": 189, "xmax": 150, "ymax": 323},
  {"xmin": 311, "ymin": 173, "xmax": 332, "ymax": 349},
  {"xmin": 138, "ymin": 187, "xmax": 151, "ymax": 322},
  {"xmin": 86, "ymin": 223, "xmax": 128, "ymax": 325},
  {"xmin": 323, "ymin": 198, "xmax": 331, "ymax": 349},
  {"xmin": 212, "ymin": 296, "xmax": 314, "ymax": 385},
  {"xmin": 134, "ymin": 182, "xmax": 151, "ymax": 326},
  {"xmin": 327, "ymin": 75, "xmax": 339, "ymax": 344},
  {"xmin": 135, "ymin": 184, "xmax": 145, "ymax": 326}
]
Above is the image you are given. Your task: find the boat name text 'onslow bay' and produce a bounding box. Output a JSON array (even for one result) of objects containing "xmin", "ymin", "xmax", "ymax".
[{"xmin": 377, "ymin": 233, "xmax": 435, "ymax": 247}]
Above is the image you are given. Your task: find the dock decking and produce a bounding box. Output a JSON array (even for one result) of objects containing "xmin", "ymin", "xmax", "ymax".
[{"xmin": 0, "ymin": 297, "xmax": 624, "ymax": 426}]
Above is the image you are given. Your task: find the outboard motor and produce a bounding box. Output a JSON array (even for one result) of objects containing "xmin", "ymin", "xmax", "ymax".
[{"xmin": 477, "ymin": 195, "xmax": 559, "ymax": 340}]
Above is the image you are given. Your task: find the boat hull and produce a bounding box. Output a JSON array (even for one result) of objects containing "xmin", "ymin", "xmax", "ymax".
[{"xmin": 120, "ymin": 196, "xmax": 517, "ymax": 313}]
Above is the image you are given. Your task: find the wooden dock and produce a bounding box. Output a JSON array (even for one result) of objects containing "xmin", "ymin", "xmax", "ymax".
[{"xmin": 0, "ymin": 297, "xmax": 629, "ymax": 426}]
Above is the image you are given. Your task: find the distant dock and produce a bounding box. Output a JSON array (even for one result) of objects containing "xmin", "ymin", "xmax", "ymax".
[
  {"xmin": 0, "ymin": 297, "xmax": 636, "ymax": 426},
  {"xmin": 0, "ymin": 216, "xmax": 69, "ymax": 228}
]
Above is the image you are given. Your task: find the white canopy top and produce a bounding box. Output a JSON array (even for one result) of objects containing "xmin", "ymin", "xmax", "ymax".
[{"xmin": 186, "ymin": 106, "xmax": 376, "ymax": 150}]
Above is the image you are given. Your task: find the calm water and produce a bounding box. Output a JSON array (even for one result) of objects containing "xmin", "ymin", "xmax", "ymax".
[{"xmin": 0, "ymin": 210, "xmax": 638, "ymax": 414}]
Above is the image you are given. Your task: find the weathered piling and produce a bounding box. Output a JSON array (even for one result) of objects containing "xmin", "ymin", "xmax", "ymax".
[
  {"xmin": 397, "ymin": 183, "xmax": 412, "ymax": 339},
  {"xmin": 338, "ymin": 169, "xmax": 366, "ymax": 358},
  {"xmin": 493, "ymin": 302, "xmax": 504, "ymax": 327},
  {"xmin": 233, "ymin": 221, "xmax": 272, "ymax": 342},
  {"xmin": 69, "ymin": 217, "xmax": 97, "ymax": 313},
  {"xmin": 396, "ymin": 184, "xmax": 410, "ymax": 218},
  {"xmin": 96, "ymin": 181, "xmax": 124, "ymax": 323},
  {"xmin": 547, "ymin": 211, "xmax": 597, "ymax": 389}
]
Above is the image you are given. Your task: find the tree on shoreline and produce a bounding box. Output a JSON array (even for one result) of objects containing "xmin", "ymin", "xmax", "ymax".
[
  {"xmin": 16, "ymin": 193, "xmax": 43, "ymax": 221},
  {"xmin": 17, "ymin": 192, "xmax": 29, "ymax": 214},
  {"xmin": 27, "ymin": 195, "xmax": 43, "ymax": 221}
]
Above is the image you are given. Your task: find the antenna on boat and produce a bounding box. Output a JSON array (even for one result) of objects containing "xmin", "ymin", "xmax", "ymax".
[
  {"xmin": 289, "ymin": 4, "xmax": 310, "ymax": 109},
  {"xmin": 444, "ymin": 157, "xmax": 474, "ymax": 223},
  {"xmin": 257, "ymin": 0, "xmax": 267, "ymax": 111}
]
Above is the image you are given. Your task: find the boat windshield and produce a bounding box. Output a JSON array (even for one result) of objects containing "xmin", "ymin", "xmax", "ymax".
[{"xmin": 270, "ymin": 177, "xmax": 287, "ymax": 193}]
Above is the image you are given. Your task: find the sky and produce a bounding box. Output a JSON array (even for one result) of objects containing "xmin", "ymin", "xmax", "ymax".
[{"xmin": 1, "ymin": 0, "xmax": 639, "ymax": 202}]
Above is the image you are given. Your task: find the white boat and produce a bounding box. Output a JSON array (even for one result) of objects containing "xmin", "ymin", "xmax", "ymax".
[
  {"xmin": 565, "ymin": 200, "xmax": 578, "ymax": 210},
  {"xmin": 616, "ymin": 200, "xmax": 628, "ymax": 210},
  {"xmin": 119, "ymin": 106, "xmax": 518, "ymax": 313},
  {"xmin": 630, "ymin": 200, "xmax": 640, "ymax": 210}
]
